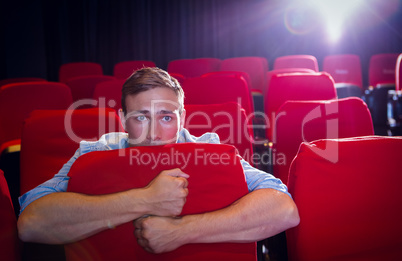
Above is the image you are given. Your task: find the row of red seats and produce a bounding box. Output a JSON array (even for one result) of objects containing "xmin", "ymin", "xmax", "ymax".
[
  {"xmin": 2, "ymin": 52, "xmax": 401, "ymax": 92},
  {"xmin": 0, "ymin": 71, "xmax": 355, "ymax": 159},
  {"xmin": 167, "ymin": 53, "xmax": 402, "ymax": 92}
]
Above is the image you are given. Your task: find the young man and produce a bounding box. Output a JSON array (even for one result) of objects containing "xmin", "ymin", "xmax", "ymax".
[{"xmin": 18, "ymin": 67, "xmax": 299, "ymax": 254}]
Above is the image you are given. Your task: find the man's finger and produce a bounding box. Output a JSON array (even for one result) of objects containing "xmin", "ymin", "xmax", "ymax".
[
  {"xmin": 133, "ymin": 215, "xmax": 148, "ymax": 229},
  {"xmin": 165, "ymin": 168, "xmax": 190, "ymax": 179}
]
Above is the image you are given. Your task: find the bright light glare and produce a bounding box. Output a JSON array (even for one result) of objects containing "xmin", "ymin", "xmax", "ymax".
[{"xmin": 306, "ymin": 0, "xmax": 363, "ymax": 42}]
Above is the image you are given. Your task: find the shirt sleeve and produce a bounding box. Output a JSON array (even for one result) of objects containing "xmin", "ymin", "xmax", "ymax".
[
  {"xmin": 241, "ymin": 159, "xmax": 292, "ymax": 198},
  {"xmin": 18, "ymin": 148, "xmax": 81, "ymax": 214}
]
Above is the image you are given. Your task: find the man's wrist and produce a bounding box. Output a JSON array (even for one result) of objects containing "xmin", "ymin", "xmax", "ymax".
[{"xmin": 176, "ymin": 214, "xmax": 200, "ymax": 244}]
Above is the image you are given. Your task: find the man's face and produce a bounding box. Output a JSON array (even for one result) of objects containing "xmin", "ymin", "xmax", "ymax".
[{"xmin": 123, "ymin": 87, "xmax": 185, "ymax": 147}]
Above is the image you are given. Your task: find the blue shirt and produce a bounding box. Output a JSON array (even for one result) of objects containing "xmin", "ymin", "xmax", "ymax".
[{"xmin": 19, "ymin": 128, "xmax": 290, "ymax": 213}]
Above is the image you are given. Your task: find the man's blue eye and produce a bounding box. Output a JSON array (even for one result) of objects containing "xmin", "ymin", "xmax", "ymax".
[
  {"xmin": 137, "ymin": 115, "xmax": 146, "ymax": 121},
  {"xmin": 163, "ymin": 116, "xmax": 172, "ymax": 121}
]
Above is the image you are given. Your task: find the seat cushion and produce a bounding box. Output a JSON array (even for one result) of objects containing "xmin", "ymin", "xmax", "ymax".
[{"xmin": 65, "ymin": 143, "xmax": 256, "ymax": 261}]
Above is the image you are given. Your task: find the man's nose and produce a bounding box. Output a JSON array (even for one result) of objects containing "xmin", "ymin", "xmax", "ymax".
[{"xmin": 146, "ymin": 119, "xmax": 162, "ymax": 141}]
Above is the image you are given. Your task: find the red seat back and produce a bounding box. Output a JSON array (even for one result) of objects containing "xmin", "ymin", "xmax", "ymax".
[
  {"xmin": 273, "ymin": 97, "xmax": 374, "ymax": 185},
  {"xmin": 167, "ymin": 58, "xmax": 221, "ymax": 78},
  {"xmin": 169, "ymin": 73, "xmax": 186, "ymax": 86},
  {"xmin": 113, "ymin": 60, "xmax": 156, "ymax": 80},
  {"xmin": 20, "ymin": 108, "xmax": 124, "ymax": 194},
  {"xmin": 184, "ymin": 102, "xmax": 254, "ymax": 163},
  {"xmin": 323, "ymin": 54, "xmax": 363, "ymax": 88},
  {"xmin": 66, "ymin": 75, "xmax": 116, "ymax": 103},
  {"xmin": 220, "ymin": 57, "xmax": 268, "ymax": 94},
  {"xmin": 273, "ymin": 55, "xmax": 318, "ymax": 72},
  {"xmin": 265, "ymin": 68, "xmax": 315, "ymax": 97},
  {"xmin": 0, "ymin": 169, "xmax": 21, "ymax": 261},
  {"xmin": 0, "ymin": 82, "xmax": 73, "ymax": 151},
  {"xmin": 287, "ymin": 136, "xmax": 402, "ymax": 261},
  {"xmin": 65, "ymin": 143, "xmax": 256, "ymax": 261},
  {"xmin": 264, "ymin": 72, "xmax": 337, "ymax": 141},
  {"xmin": 183, "ymin": 74, "xmax": 254, "ymax": 117},
  {"xmin": 368, "ymin": 53, "xmax": 399, "ymax": 88},
  {"xmin": 93, "ymin": 79, "xmax": 126, "ymax": 113},
  {"xmin": 0, "ymin": 77, "xmax": 47, "ymax": 88},
  {"xmin": 202, "ymin": 71, "xmax": 252, "ymax": 94},
  {"xmin": 59, "ymin": 62, "xmax": 103, "ymax": 83}
]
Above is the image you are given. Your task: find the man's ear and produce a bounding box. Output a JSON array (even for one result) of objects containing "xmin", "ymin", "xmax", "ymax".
[
  {"xmin": 118, "ymin": 109, "xmax": 127, "ymax": 131},
  {"xmin": 179, "ymin": 109, "xmax": 186, "ymax": 131}
]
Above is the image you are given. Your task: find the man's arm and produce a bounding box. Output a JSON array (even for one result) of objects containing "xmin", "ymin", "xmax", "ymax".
[
  {"xmin": 134, "ymin": 188, "xmax": 299, "ymax": 253},
  {"xmin": 18, "ymin": 168, "xmax": 189, "ymax": 244}
]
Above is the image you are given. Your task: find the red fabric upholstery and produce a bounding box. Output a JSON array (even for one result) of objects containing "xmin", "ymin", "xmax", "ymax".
[
  {"xmin": 264, "ymin": 72, "xmax": 337, "ymax": 141},
  {"xmin": 0, "ymin": 82, "xmax": 73, "ymax": 153},
  {"xmin": 20, "ymin": 108, "xmax": 124, "ymax": 194},
  {"xmin": 0, "ymin": 169, "xmax": 21, "ymax": 261},
  {"xmin": 184, "ymin": 102, "xmax": 254, "ymax": 163},
  {"xmin": 183, "ymin": 74, "xmax": 254, "ymax": 117},
  {"xmin": 273, "ymin": 97, "xmax": 374, "ymax": 185},
  {"xmin": 65, "ymin": 143, "xmax": 256, "ymax": 261},
  {"xmin": 368, "ymin": 53, "xmax": 399, "ymax": 88},
  {"xmin": 273, "ymin": 55, "xmax": 318, "ymax": 72},
  {"xmin": 220, "ymin": 57, "xmax": 268, "ymax": 94},
  {"xmin": 396, "ymin": 53, "xmax": 402, "ymax": 91},
  {"xmin": 323, "ymin": 54, "xmax": 363, "ymax": 89},
  {"xmin": 59, "ymin": 62, "xmax": 103, "ymax": 83},
  {"xmin": 265, "ymin": 68, "xmax": 315, "ymax": 97},
  {"xmin": 202, "ymin": 71, "xmax": 252, "ymax": 94},
  {"xmin": 113, "ymin": 61, "xmax": 156, "ymax": 80},
  {"xmin": 169, "ymin": 73, "xmax": 186, "ymax": 86},
  {"xmin": 93, "ymin": 79, "xmax": 126, "ymax": 113},
  {"xmin": 0, "ymin": 77, "xmax": 46, "ymax": 88},
  {"xmin": 66, "ymin": 75, "xmax": 116, "ymax": 103},
  {"xmin": 287, "ymin": 136, "xmax": 402, "ymax": 261},
  {"xmin": 167, "ymin": 58, "xmax": 221, "ymax": 78}
]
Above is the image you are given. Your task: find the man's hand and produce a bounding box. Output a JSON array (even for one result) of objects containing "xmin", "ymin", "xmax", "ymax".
[
  {"xmin": 133, "ymin": 215, "xmax": 185, "ymax": 254},
  {"xmin": 143, "ymin": 168, "xmax": 189, "ymax": 217}
]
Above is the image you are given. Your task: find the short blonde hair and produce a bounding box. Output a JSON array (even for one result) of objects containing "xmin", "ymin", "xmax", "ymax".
[{"xmin": 121, "ymin": 67, "xmax": 184, "ymax": 115}]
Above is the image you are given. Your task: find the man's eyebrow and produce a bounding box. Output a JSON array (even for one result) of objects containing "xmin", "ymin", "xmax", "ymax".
[
  {"xmin": 128, "ymin": 109, "xmax": 177, "ymax": 115},
  {"xmin": 158, "ymin": 110, "xmax": 176, "ymax": 114}
]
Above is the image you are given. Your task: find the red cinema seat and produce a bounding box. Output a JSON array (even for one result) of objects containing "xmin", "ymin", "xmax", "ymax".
[
  {"xmin": 183, "ymin": 74, "xmax": 254, "ymax": 117},
  {"xmin": 0, "ymin": 169, "xmax": 21, "ymax": 261},
  {"xmin": 323, "ymin": 54, "xmax": 363, "ymax": 98},
  {"xmin": 20, "ymin": 108, "xmax": 124, "ymax": 195},
  {"xmin": 264, "ymin": 72, "xmax": 337, "ymax": 142},
  {"xmin": 265, "ymin": 68, "xmax": 315, "ymax": 97},
  {"xmin": 169, "ymin": 73, "xmax": 186, "ymax": 86},
  {"xmin": 286, "ymin": 136, "xmax": 402, "ymax": 261},
  {"xmin": 93, "ymin": 79, "xmax": 126, "ymax": 113},
  {"xmin": 273, "ymin": 97, "xmax": 374, "ymax": 185},
  {"xmin": 0, "ymin": 77, "xmax": 46, "ymax": 88},
  {"xmin": 184, "ymin": 102, "xmax": 254, "ymax": 163},
  {"xmin": 368, "ymin": 53, "xmax": 399, "ymax": 88},
  {"xmin": 167, "ymin": 58, "xmax": 221, "ymax": 78},
  {"xmin": 323, "ymin": 54, "xmax": 362, "ymax": 88},
  {"xmin": 396, "ymin": 53, "xmax": 402, "ymax": 91},
  {"xmin": 220, "ymin": 57, "xmax": 268, "ymax": 94},
  {"xmin": 66, "ymin": 75, "xmax": 116, "ymax": 104},
  {"xmin": 0, "ymin": 82, "xmax": 73, "ymax": 154},
  {"xmin": 59, "ymin": 62, "xmax": 103, "ymax": 83},
  {"xmin": 113, "ymin": 60, "xmax": 156, "ymax": 80},
  {"xmin": 65, "ymin": 143, "xmax": 256, "ymax": 261},
  {"xmin": 202, "ymin": 71, "xmax": 252, "ymax": 93},
  {"xmin": 365, "ymin": 53, "xmax": 399, "ymax": 135},
  {"xmin": 273, "ymin": 55, "xmax": 318, "ymax": 72}
]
